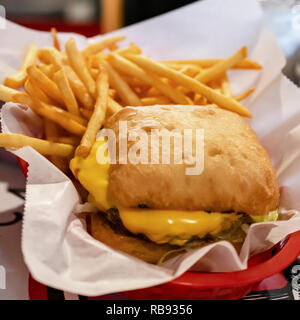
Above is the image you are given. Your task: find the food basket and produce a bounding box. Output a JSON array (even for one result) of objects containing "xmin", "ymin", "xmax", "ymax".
[{"xmin": 18, "ymin": 158, "xmax": 300, "ymax": 300}]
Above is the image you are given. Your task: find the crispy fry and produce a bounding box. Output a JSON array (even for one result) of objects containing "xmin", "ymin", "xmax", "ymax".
[
  {"xmin": 44, "ymin": 118, "xmax": 68, "ymax": 171},
  {"xmin": 178, "ymin": 65, "xmax": 201, "ymax": 77},
  {"xmin": 101, "ymin": 59, "xmax": 141, "ymax": 106},
  {"xmin": 80, "ymin": 108, "xmax": 92, "ymax": 120},
  {"xmin": 63, "ymin": 66, "xmax": 95, "ymax": 109},
  {"xmin": 108, "ymin": 42, "xmax": 119, "ymax": 51},
  {"xmin": 37, "ymin": 63, "xmax": 56, "ymax": 79},
  {"xmin": 38, "ymin": 48, "xmax": 64, "ymax": 70},
  {"xmin": 107, "ymin": 97, "xmax": 122, "ymax": 114},
  {"xmin": 90, "ymin": 68, "xmax": 99, "ymax": 80},
  {"xmin": 50, "ymin": 27, "xmax": 61, "ymax": 51},
  {"xmin": 27, "ymin": 65, "xmax": 64, "ymax": 105},
  {"xmin": 56, "ymin": 136, "xmax": 80, "ymax": 146},
  {"xmin": 0, "ymin": 133, "xmax": 74, "ymax": 157},
  {"xmin": 24, "ymin": 79, "xmax": 54, "ymax": 105},
  {"xmin": 119, "ymin": 74, "xmax": 150, "ymax": 88},
  {"xmin": 234, "ymin": 88, "xmax": 255, "ymax": 101},
  {"xmin": 144, "ymin": 86, "xmax": 161, "ymax": 97},
  {"xmin": 54, "ymin": 68, "xmax": 80, "ymax": 116},
  {"xmin": 29, "ymin": 99, "xmax": 86, "ymax": 136},
  {"xmin": 195, "ymin": 47, "xmax": 247, "ymax": 83},
  {"xmin": 89, "ymin": 53, "xmax": 109, "ymax": 68},
  {"xmin": 77, "ymin": 69, "xmax": 109, "ymax": 157},
  {"xmin": 220, "ymin": 73, "xmax": 232, "ymax": 97},
  {"xmin": 4, "ymin": 44, "xmax": 38, "ymax": 89},
  {"xmin": 44, "ymin": 119, "xmax": 61, "ymax": 141},
  {"xmin": 161, "ymin": 58, "xmax": 262, "ymax": 69},
  {"xmin": 108, "ymin": 54, "xmax": 191, "ymax": 104},
  {"xmin": 194, "ymin": 93, "xmax": 208, "ymax": 105},
  {"xmin": 114, "ymin": 43, "xmax": 142, "ymax": 55},
  {"xmin": 125, "ymin": 54, "xmax": 252, "ymax": 117},
  {"xmin": 65, "ymin": 38, "xmax": 96, "ymax": 97},
  {"xmin": 141, "ymin": 96, "xmax": 171, "ymax": 106},
  {"xmin": 109, "ymin": 88, "xmax": 116, "ymax": 98},
  {"xmin": 0, "ymin": 84, "xmax": 30, "ymax": 104},
  {"xmin": 83, "ymin": 35, "xmax": 126, "ymax": 56}
]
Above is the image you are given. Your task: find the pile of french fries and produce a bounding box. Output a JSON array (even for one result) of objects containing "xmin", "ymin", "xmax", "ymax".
[{"xmin": 0, "ymin": 28, "xmax": 261, "ymax": 171}]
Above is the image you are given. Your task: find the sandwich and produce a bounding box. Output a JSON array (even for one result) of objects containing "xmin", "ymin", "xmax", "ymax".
[{"xmin": 70, "ymin": 105, "xmax": 280, "ymax": 263}]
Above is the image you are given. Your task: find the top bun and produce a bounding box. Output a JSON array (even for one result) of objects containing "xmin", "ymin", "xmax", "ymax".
[{"xmin": 106, "ymin": 105, "xmax": 279, "ymax": 216}]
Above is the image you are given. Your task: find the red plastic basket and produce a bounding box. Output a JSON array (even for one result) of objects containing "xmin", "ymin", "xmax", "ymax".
[{"xmin": 18, "ymin": 158, "xmax": 300, "ymax": 300}]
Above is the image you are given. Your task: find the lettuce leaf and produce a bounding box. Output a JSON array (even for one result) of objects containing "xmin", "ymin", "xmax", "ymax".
[{"xmin": 250, "ymin": 210, "xmax": 278, "ymax": 223}]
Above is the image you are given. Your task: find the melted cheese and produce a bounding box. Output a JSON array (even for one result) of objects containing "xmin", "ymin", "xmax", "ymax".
[
  {"xmin": 118, "ymin": 208, "xmax": 240, "ymax": 245},
  {"xmin": 70, "ymin": 140, "xmax": 240, "ymax": 246},
  {"xmin": 70, "ymin": 140, "xmax": 111, "ymax": 211}
]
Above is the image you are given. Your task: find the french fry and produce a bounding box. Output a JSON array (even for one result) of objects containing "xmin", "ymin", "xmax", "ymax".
[
  {"xmin": 37, "ymin": 63, "xmax": 56, "ymax": 79},
  {"xmin": 125, "ymin": 54, "xmax": 252, "ymax": 117},
  {"xmin": 4, "ymin": 44, "xmax": 38, "ymax": 89},
  {"xmin": 80, "ymin": 108, "xmax": 92, "ymax": 120},
  {"xmin": 108, "ymin": 54, "xmax": 191, "ymax": 104},
  {"xmin": 0, "ymin": 84, "xmax": 31, "ymax": 104},
  {"xmin": 65, "ymin": 38, "xmax": 96, "ymax": 97},
  {"xmin": 101, "ymin": 59, "xmax": 141, "ymax": 106},
  {"xmin": 90, "ymin": 68, "xmax": 99, "ymax": 80},
  {"xmin": 83, "ymin": 35, "xmax": 126, "ymax": 56},
  {"xmin": 0, "ymin": 133, "xmax": 74, "ymax": 157},
  {"xmin": 178, "ymin": 65, "xmax": 201, "ymax": 77},
  {"xmin": 1, "ymin": 75, "xmax": 152, "ymax": 111},
  {"xmin": 38, "ymin": 48, "xmax": 64, "ymax": 70},
  {"xmin": 29, "ymin": 99, "xmax": 87, "ymax": 136},
  {"xmin": 50, "ymin": 27, "xmax": 61, "ymax": 51},
  {"xmin": 220, "ymin": 73, "xmax": 232, "ymax": 97},
  {"xmin": 89, "ymin": 53, "xmax": 109, "ymax": 68},
  {"xmin": 109, "ymin": 88, "xmax": 116, "ymax": 98},
  {"xmin": 107, "ymin": 97, "xmax": 122, "ymax": 114},
  {"xmin": 161, "ymin": 58, "xmax": 262, "ymax": 70},
  {"xmin": 24, "ymin": 79, "xmax": 54, "ymax": 105},
  {"xmin": 194, "ymin": 94, "xmax": 208, "ymax": 105},
  {"xmin": 119, "ymin": 74, "xmax": 150, "ymax": 89},
  {"xmin": 77, "ymin": 69, "xmax": 109, "ymax": 157},
  {"xmin": 114, "ymin": 43, "xmax": 142, "ymax": 55},
  {"xmin": 141, "ymin": 96, "xmax": 171, "ymax": 106},
  {"xmin": 144, "ymin": 86, "xmax": 161, "ymax": 97},
  {"xmin": 63, "ymin": 66, "xmax": 95, "ymax": 109},
  {"xmin": 234, "ymin": 88, "xmax": 255, "ymax": 101},
  {"xmin": 44, "ymin": 118, "xmax": 68, "ymax": 172},
  {"xmin": 79, "ymin": 97, "xmax": 123, "ymax": 120},
  {"xmin": 44, "ymin": 118, "xmax": 61, "ymax": 141},
  {"xmin": 54, "ymin": 68, "xmax": 80, "ymax": 116},
  {"xmin": 195, "ymin": 47, "xmax": 247, "ymax": 83},
  {"xmin": 27, "ymin": 65, "xmax": 64, "ymax": 105},
  {"xmin": 108, "ymin": 42, "xmax": 119, "ymax": 51},
  {"xmin": 56, "ymin": 136, "xmax": 81, "ymax": 146}
]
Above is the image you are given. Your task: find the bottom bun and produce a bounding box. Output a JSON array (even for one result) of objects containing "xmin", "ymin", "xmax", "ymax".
[
  {"xmin": 88, "ymin": 212, "xmax": 244, "ymax": 264},
  {"xmin": 89, "ymin": 212, "xmax": 177, "ymax": 264}
]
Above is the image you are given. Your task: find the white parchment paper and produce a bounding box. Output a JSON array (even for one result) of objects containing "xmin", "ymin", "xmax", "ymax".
[{"xmin": 1, "ymin": 0, "xmax": 300, "ymax": 296}]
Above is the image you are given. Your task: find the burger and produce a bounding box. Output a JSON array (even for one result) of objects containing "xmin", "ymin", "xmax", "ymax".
[{"xmin": 70, "ymin": 105, "xmax": 280, "ymax": 264}]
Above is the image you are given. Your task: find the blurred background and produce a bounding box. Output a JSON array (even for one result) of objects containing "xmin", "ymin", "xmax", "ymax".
[{"xmin": 1, "ymin": 0, "xmax": 198, "ymax": 36}]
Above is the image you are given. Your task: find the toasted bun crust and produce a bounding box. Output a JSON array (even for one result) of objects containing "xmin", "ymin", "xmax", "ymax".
[
  {"xmin": 106, "ymin": 105, "xmax": 279, "ymax": 216},
  {"xmin": 90, "ymin": 212, "xmax": 176, "ymax": 264}
]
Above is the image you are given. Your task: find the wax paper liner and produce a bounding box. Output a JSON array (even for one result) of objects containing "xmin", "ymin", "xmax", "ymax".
[{"xmin": 1, "ymin": 0, "xmax": 300, "ymax": 296}]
